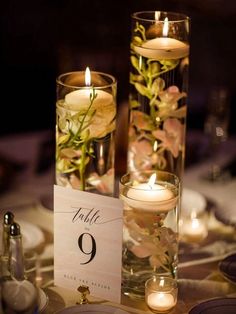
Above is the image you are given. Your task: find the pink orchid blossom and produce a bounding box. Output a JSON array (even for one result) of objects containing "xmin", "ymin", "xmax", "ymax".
[
  {"xmin": 153, "ymin": 118, "xmax": 184, "ymax": 158},
  {"xmin": 131, "ymin": 110, "xmax": 153, "ymax": 131},
  {"xmin": 158, "ymin": 85, "xmax": 186, "ymax": 111},
  {"xmin": 130, "ymin": 139, "xmax": 153, "ymax": 156},
  {"xmin": 128, "ymin": 139, "xmax": 153, "ymax": 171}
]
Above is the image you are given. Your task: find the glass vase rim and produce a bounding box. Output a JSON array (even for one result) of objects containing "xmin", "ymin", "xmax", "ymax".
[
  {"xmin": 145, "ymin": 275, "xmax": 178, "ymax": 289},
  {"xmin": 56, "ymin": 71, "xmax": 117, "ymax": 89},
  {"xmin": 132, "ymin": 11, "xmax": 190, "ymax": 23}
]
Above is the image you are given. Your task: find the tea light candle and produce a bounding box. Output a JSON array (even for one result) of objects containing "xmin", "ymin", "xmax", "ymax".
[
  {"xmin": 145, "ymin": 276, "xmax": 178, "ymax": 313},
  {"xmin": 65, "ymin": 67, "xmax": 113, "ymax": 111},
  {"xmin": 125, "ymin": 173, "xmax": 177, "ymax": 212},
  {"xmin": 134, "ymin": 17, "xmax": 189, "ymax": 60},
  {"xmin": 147, "ymin": 292, "xmax": 175, "ymax": 312},
  {"xmin": 182, "ymin": 217, "xmax": 208, "ymax": 243}
]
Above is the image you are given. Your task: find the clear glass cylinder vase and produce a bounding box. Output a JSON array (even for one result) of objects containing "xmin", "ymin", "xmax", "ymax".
[
  {"xmin": 128, "ymin": 11, "xmax": 190, "ymax": 181},
  {"xmin": 56, "ymin": 70, "xmax": 117, "ymax": 196},
  {"xmin": 119, "ymin": 170, "xmax": 180, "ymax": 299}
]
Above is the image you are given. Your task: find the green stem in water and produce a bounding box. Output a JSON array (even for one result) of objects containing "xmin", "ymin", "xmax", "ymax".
[
  {"xmin": 134, "ymin": 22, "xmax": 146, "ymax": 41},
  {"xmin": 150, "ymin": 60, "xmax": 179, "ymax": 80},
  {"xmin": 78, "ymin": 88, "xmax": 97, "ymax": 191},
  {"xmin": 70, "ymin": 88, "xmax": 97, "ymax": 144},
  {"xmin": 79, "ymin": 141, "xmax": 87, "ymax": 191}
]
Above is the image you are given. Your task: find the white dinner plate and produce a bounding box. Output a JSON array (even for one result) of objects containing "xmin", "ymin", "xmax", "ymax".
[{"xmin": 56, "ymin": 304, "xmax": 130, "ymax": 314}]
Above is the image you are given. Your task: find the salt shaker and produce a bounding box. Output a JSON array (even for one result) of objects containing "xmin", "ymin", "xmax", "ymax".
[
  {"xmin": 2, "ymin": 211, "xmax": 14, "ymax": 256},
  {"xmin": 1, "ymin": 211, "xmax": 14, "ymax": 277},
  {"xmin": 1, "ymin": 222, "xmax": 39, "ymax": 314}
]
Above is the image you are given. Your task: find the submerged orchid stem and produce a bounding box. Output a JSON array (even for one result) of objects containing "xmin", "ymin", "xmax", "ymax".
[{"xmin": 79, "ymin": 88, "xmax": 97, "ymax": 191}]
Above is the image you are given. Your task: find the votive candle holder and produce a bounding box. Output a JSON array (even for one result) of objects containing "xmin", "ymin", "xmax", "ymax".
[{"xmin": 145, "ymin": 276, "xmax": 178, "ymax": 313}]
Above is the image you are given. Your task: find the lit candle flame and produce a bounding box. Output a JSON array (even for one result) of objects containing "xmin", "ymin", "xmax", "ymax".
[
  {"xmin": 148, "ymin": 173, "xmax": 156, "ymax": 189},
  {"xmin": 163, "ymin": 17, "xmax": 169, "ymax": 37},
  {"xmin": 85, "ymin": 67, "xmax": 91, "ymax": 86}
]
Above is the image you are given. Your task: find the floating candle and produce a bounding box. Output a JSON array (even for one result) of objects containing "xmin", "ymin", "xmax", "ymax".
[
  {"xmin": 65, "ymin": 67, "xmax": 113, "ymax": 111},
  {"xmin": 134, "ymin": 17, "xmax": 189, "ymax": 60},
  {"xmin": 124, "ymin": 173, "xmax": 177, "ymax": 212},
  {"xmin": 58, "ymin": 67, "xmax": 116, "ymax": 139}
]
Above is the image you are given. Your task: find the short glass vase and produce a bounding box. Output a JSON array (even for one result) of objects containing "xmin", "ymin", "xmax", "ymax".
[
  {"xmin": 56, "ymin": 70, "xmax": 117, "ymax": 196},
  {"xmin": 119, "ymin": 170, "xmax": 180, "ymax": 299}
]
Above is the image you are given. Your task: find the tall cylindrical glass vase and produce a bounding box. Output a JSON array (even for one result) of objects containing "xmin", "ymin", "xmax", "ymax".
[
  {"xmin": 56, "ymin": 69, "xmax": 117, "ymax": 196},
  {"xmin": 128, "ymin": 11, "xmax": 190, "ymax": 181}
]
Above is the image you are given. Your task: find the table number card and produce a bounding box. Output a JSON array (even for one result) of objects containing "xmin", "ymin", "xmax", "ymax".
[{"xmin": 54, "ymin": 185, "xmax": 123, "ymax": 303}]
